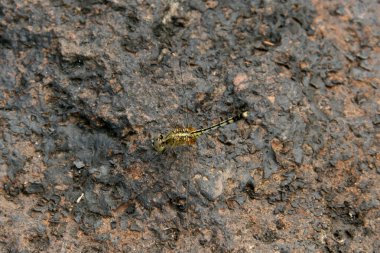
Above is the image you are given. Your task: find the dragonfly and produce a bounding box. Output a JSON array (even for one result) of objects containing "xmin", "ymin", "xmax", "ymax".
[{"xmin": 152, "ymin": 110, "xmax": 248, "ymax": 152}]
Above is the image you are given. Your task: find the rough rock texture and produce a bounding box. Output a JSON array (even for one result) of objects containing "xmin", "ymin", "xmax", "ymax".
[{"xmin": 0, "ymin": 0, "xmax": 379, "ymax": 252}]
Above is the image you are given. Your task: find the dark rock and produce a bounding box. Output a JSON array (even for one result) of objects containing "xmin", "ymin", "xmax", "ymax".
[
  {"xmin": 110, "ymin": 220, "xmax": 117, "ymax": 230},
  {"xmin": 6, "ymin": 149, "xmax": 25, "ymax": 180},
  {"xmin": 24, "ymin": 182, "xmax": 45, "ymax": 194},
  {"xmin": 262, "ymin": 148, "xmax": 280, "ymax": 178}
]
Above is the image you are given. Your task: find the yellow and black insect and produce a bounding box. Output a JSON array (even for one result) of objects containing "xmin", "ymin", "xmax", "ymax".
[{"xmin": 152, "ymin": 111, "xmax": 248, "ymax": 152}]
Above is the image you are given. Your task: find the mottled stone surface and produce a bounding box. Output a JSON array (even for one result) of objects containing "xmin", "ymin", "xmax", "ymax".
[{"xmin": 0, "ymin": 0, "xmax": 379, "ymax": 252}]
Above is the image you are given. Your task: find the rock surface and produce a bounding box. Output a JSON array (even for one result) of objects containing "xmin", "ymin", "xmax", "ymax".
[{"xmin": 0, "ymin": 0, "xmax": 379, "ymax": 252}]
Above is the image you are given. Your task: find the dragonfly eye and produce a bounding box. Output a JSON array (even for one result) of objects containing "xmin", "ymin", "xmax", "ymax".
[{"xmin": 152, "ymin": 134, "xmax": 164, "ymax": 147}]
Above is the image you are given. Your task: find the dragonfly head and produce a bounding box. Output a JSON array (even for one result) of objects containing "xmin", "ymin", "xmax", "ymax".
[{"xmin": 152, "ymin": 134, "xmax": 166, "ymax": 152}]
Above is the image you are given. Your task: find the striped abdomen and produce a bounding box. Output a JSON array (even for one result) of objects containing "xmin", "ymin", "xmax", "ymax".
[{"xmin": 190, "ymin": 111, "xmax": 248, "ymax": 137}]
